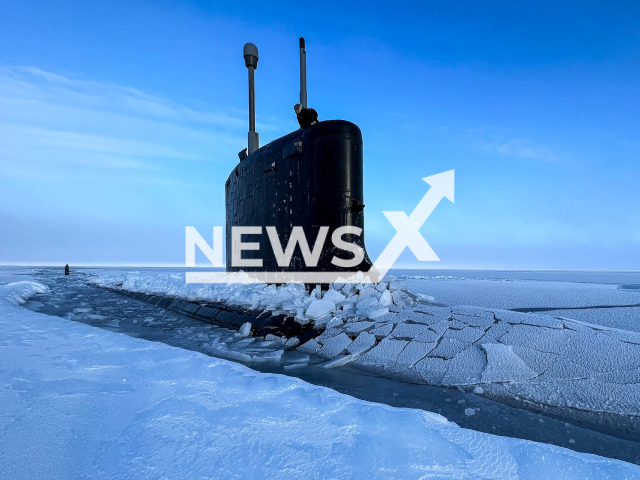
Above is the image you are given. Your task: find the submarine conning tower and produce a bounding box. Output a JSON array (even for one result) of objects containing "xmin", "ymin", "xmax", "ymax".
[{"xmin": 225, "ymin": 38, "xmax": 372, "ymax": 273}]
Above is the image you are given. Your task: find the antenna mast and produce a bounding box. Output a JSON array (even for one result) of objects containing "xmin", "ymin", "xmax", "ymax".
[
  {"xmin": 299, "ymin": 37, "xmax": 307, "ymax": 109},
  {"xmin": 243, "ymin": 43, "xmax": 259, "ymax": 154}
]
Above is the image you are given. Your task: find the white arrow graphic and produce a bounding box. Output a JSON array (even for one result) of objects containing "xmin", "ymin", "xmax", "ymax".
[{"xmin": 371, "ymin": 170, "xmax": 454, "ymax": 280}]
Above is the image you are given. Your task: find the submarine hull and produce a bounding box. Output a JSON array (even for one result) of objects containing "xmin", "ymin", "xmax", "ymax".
[{"xmin": 226, "ymin": 120, "xmax": 372, "ymax": 273}]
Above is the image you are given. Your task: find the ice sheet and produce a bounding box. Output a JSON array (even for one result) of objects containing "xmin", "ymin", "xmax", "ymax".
[
  {"xmin": 2, "ymin": 281, "xmax": 637, "ymax": 479},
  {"xmin": 85, "ymin": 268, "xmax": 640, "ymax": 421}
]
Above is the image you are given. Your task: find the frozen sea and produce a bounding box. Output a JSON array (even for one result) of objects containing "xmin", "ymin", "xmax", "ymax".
[
  {"xmin": 2, "ymin": 271, "xmax": 640, "ymax": 479},
  {"xmin": 3, "ymin": 265, "xmax": 640, "ymax": 467},
  {"xmin": 394, "ymin": 269, "xmax": 640, "ymax": 332},
  {"xmin": 79, "ymin": 266, "xmax": 640, "ymax": 331}
]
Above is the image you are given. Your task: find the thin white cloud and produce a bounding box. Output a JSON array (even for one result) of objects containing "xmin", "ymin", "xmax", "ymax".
[
  {"xmin": 0, "ymin": 65, "xmax": 262, "ymax": 184},
  {"xmin": 3, "ymin": 65, "xmax": 246, "ymax": 128},
  {"xmin": 485, "ymin": 138, "xmax": 563, "ymax": 162},
  {"xmin": 1, "ymin": 163, "xmax": 210, "ymax": 189},
  {"xmin": 0, "ymin": 123, "xmax": 199, "ymax": 168}
]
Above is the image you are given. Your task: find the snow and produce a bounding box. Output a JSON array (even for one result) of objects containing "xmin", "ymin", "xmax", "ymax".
[
  {"xmin": 85, "ymin": 269, "xmax": 640, "ymax": 428},
  {"xmin": 402, "ymin": 275, "xmax": 640, "ymax": 332},
  {"xmin": 305, "ymin": 299, "xmax": 640, "ymax": 421},
  {"xmin": 2, "ymin": 280, "xmax": 48, "ymax": 305},
  {"xmin": 4, "ymin": 281, "xmax": 639, "ymax": 478},
  {"xmin": 543, "ymin": 307, "xmax": 640, "ymax": 332},
  {"xmin": 0, "ymin": 267, "xmax": 40, "ymax": 286}
]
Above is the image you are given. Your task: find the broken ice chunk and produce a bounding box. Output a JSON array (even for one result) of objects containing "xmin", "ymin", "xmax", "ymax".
[
  {"xmin": 415, "ymin": 357, "xmax": 448, "ymax": 385},
  {"xmin": 353, "ymin": 338, "xmax": 408, "ymax": 376},
  {"xmin": 294, "ymin": 315, "xmax": 311, "ymax": 325},
  {"xmin": 360, "ymin": 304, "xmax": 390, "ymax": 320},
  {"xmin": 316, "ymin": 327, "xmax": 343, "ymax": 343},
  {"xmin": 358, "ymin": 287, "xmax": 380, "ymax": 301},
  {"xmin": 391, "ymin": 290, "xmax": 412, "ymax": 307},
  {"xmin": 370, "ymin": 323, "xmax": 394, "ymax": 339},
  {"xmin": 318, "ymin": 333, "xmax": 353, "ymax": 359},
  {"xmin": 319, "ymin": 354, "xmax": 359, "ymax": 369},
  {"xmin": 391, "ymin": 322, "xmax": 431, "ymax": 339},
  {"xmin": 314, "ymin": 316, "xmax": 333, "ymax": 328},
  {"xmin": 481, "ymin": 344, "xmax": 537, "ymax": 383},
  {"xmin": 239, "ymin": 322, "xmax": 252, "ymax": 337},
  {"xmin": 344, "ymin": 321, "xmax": 375, "ymax": 335},
  {"xmin": 323, "ymin": 289, "xmax": 346, "ymax": 304},
  {"xmin": 396, "ymin": 340, "xmax": 434, "ymax": 367},
  {"xmin": 326, "ymin": 317, "xmax": 344, "ymax": 329},
  {"xmin": 347, "ymin": 332, "xmax": 377, "ymax": 355},
  {"xmin": 356, "ymin": 296, "xmax": 379, "ymax": 311},
  {"xmin": 379, "ymin": 290, "xmax": 393, "ymax": 307},
  {"xmin": 417, "ymin": 293, "xmax": 435, "ymax": 303},
  {"xmin": 297, "ymin": 338, "xmax": 321, "ymax": 355},
  {"xmin": 428, "ymin": 338, "xmax": 469, "ymax": 360},
  {"xmin": 305, "ymin": 298, "xmax": 336, "ymax": 320},
  {"xmin": 251, "ymin": 350, "xmax": 284, "ymax": 363}
]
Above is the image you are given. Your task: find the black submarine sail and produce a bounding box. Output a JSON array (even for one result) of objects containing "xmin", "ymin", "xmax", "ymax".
[{"xmin": 225, "ymin": 38, "xmax": 372, "ymax": 274}]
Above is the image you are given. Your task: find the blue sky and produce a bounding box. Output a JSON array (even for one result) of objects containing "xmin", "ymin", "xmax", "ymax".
[{"xmin": 1, "ymin": 0, "xmax": 639, "ymax": 268}]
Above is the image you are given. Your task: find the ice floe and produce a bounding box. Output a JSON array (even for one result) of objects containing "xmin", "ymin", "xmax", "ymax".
[
  {"xmin": 89, "ymin": 270, "xmax": 640, "ymax": 428},
  {"xmin": 2, "ymin": 280, "xmax": 638, "ymax": 479}
]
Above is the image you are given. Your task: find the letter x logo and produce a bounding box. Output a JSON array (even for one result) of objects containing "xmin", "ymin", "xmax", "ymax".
[{"xmin": 372, "ymin": 170, "xmax": 455, "ymax": 278}]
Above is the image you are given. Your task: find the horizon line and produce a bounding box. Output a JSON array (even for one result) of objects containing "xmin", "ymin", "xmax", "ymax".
[{"xmin": 1, "ymin": 263, "xmax": 640, "ymax": 273}]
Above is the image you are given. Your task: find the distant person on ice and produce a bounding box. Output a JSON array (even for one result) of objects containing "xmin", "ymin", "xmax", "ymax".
[
  {"xmin": 294, "ymin": 104, "xmax": 318, "ymax": 129},
  {"xmin": 65, "ymin": 264, "xmax": 70, "ymax": 276}
]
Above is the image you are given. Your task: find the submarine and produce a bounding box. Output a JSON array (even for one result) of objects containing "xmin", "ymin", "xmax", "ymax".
[{"xmin": 225, "ymin": 38, "xmax": 373, "ymax": 275}]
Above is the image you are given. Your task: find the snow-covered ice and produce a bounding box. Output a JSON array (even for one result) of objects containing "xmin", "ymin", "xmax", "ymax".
[
  {"xmin": 2, "ymin": 280, "xmax": 639, "ymax": 479},
  {"xmin": 87, "ymin": 269, "xmax": 640, "ymax": 433},
  {"xmin": 400, "ymin": 273, "xmax": 640, "ymax": 332}
]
